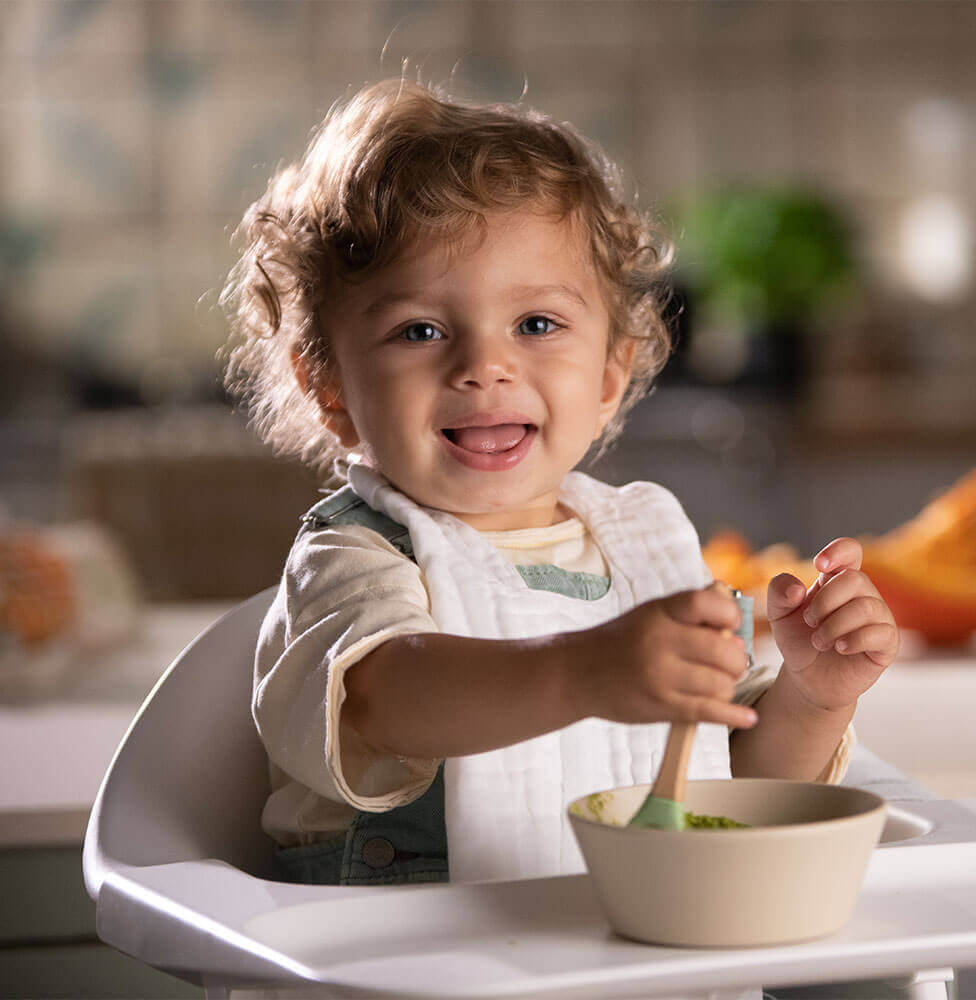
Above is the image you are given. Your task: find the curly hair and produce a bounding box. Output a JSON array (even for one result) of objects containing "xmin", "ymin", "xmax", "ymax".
[{"xmin": 220, "ymin": 78, "xmax": 676, "ymax": 477}]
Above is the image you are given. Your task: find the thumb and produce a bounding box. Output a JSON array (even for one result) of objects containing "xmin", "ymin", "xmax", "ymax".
[{"xmin": 767, "ymin": 572, "xmax": 809, "ymax": 623}]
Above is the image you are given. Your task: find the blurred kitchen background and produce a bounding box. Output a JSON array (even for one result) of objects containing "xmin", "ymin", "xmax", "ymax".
[
  {"xmin": 2, "ymin": 0, "xmax": 975, "ymax": 595},
  {"xmin": 2, "ymin": 3, "xmax": 976, "ymax": 997}
]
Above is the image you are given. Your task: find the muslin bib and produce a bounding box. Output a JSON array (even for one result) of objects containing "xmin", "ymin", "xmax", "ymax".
[{"xmin": 346, "ymin": 460, "xmax": 733, "ymax": 884}]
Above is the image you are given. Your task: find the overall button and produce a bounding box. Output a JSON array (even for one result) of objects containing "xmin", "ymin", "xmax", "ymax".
[{"xmin": 361, "ymin": 836, "xmax": 396, "ymax": 869}]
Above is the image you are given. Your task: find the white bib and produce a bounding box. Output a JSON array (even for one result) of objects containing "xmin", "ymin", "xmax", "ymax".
[{"xmin": 347, "ymin": 462, "xmax": 732, "ymax": 883}]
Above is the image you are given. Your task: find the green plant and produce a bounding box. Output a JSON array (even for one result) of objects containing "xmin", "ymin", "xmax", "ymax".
[{"xmin": 673, "ymin": 186, "xmax": 857, "ymax": 330}]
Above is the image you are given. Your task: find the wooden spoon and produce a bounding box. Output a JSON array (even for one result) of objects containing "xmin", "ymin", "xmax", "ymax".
[{"xmin": 629, "ymin": 585, "xmax": 753, "ymax": 830}]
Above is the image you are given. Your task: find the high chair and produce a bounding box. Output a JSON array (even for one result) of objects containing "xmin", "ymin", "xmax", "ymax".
[{"xmin": 83, "ymin": 589, "xmax": 969, "ymax": 999}]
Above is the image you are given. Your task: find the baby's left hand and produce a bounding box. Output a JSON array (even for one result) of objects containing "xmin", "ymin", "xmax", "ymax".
[{"xmin": 767, "ymin": 538, "xmax": 899, "ymax": 712}]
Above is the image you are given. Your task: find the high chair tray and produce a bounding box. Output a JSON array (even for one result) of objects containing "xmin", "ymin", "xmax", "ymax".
[{"xmin": 97, "ymin": 798, "xmax": 976, "ymax": 997}]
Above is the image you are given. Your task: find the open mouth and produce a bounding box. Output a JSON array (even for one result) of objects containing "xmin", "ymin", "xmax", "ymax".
[
  {"xmin": 439, "ymin": 421, "xmax": 538, "ymax": 471},
  {"xmin": 441, "ymin": 423, "xmax": 534, "ymax": 454}
]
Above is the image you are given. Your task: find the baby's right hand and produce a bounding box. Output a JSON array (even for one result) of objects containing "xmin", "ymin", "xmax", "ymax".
[{"xmin": 568, "ymin": 584, "xmax": 757, "ymax": 730}]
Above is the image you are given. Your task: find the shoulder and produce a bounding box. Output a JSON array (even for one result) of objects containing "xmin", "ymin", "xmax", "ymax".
[
  {"xmin": 287, "ymin": 520, "xmax": 412, "ymax": 579},
  {"xmin": 281, "ymin": 493, "xmax": 426, "ymax": 632},
  {"xmin": 301, "ymin": 484, "xmax": 414, "ymax": 560},
  {"xmin": 624, "ymin": 480, "xmax": 699, "ymax": 537},
  {"xmin": 565, "ymin": 472, "xmax": 709, "ymax": 590},
  {"xmin": 619, "ymin": 480, "xmax": 703, "ymax": 555},
  {"xmin": 568, "ymin": 472, "xmax": 696, "ymax": 527},
  {"xmin": 618, "ymin": 478, "xmax": 689, "ymax": 511}
]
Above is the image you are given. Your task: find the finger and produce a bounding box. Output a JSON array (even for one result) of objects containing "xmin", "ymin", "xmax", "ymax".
[
  {"xmin": 679, "ymin": 625, "xmax": 749, "ymax": 678},
  {"xmin": 668, "ymin": 693, "xmax": 759, "ymax": 730},
  {"xmin": 767, "ymin": 572, "xmax": 809, "ymax": 622},
  {"xmin": 675, "ymin": 661, "xmax": 738, "ymax": 701},
  {"xmin": 668, "ymin": 585, "xmax": 741, "ymax": 631},
  {"xmin": 813, "ymin": 537, "xmax": 863, "ymax": 576},
  {"xmin": 810, "ymin": 595, "xmax": 892, "ymax": 651},
  {"xmin": 833, "ymin": 622, "xmax": 900, "ymax": 664},
  {"xmin": 802, "ymin": 539, "xmax": 865, "ymax": 610},
  {"xmin": 803, "ymin": 569, "xmax": 883, "ymax": 631}
]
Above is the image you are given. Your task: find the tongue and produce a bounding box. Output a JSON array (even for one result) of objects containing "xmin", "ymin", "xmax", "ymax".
[{"xmin": 451, "ymin": 424, "xmax": 527, "ymax": 453}]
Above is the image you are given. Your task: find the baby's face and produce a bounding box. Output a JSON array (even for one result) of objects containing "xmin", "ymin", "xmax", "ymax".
[{"xmin": 317, "ymin": 211, "xmax": 632, "ymax": 529}]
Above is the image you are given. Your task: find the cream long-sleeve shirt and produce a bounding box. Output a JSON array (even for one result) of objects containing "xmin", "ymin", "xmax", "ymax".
[{"xmin": 253, "ymin": 514, "xmax": 854, "ymax": 847}]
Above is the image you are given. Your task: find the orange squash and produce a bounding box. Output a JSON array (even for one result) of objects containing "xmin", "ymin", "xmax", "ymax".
[
  {"xmin": 860, "ymin": 547, "xmax": 976, "ymax": 646},
  {"xmin": 874, "ymin": 469, "xmax": 976, "ymax": 568},
  {"xmin": 0, "ymin": 534, "xmax": 77, "ymax": 644},
  {"xmin": 703, "ymin": 468, "xmax": 976, "ymax": 645}
]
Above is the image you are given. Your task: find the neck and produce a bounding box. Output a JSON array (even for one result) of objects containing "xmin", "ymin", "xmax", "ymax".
[{"xmin": 451, "ymin": 501, "xmax": 574, "ymax": 531}]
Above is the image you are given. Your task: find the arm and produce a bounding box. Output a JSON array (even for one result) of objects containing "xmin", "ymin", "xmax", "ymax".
[
  {"xmin": 344, "ymin": 584, "xmax": 759, "ymax": 761},
  {"xmin": 732, "ymin": 537, "xmax": 897, "ymax": 781},
  {"xmin": 253, "ymin": 524, "xmax": 443, "ymax": 805},
  {"xmin": 730, "ymin": 670, "xmax": 855, "ymax": 780},
  {"xmin": 343, "ymin": 630, "xmax": 581, "ymax": 759}
]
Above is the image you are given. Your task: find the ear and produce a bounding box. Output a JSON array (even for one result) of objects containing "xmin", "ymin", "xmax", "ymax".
[
  {"xmin": 595, "ymin": 337, "xmax": 636, "ymax": 437},
  {"xmin": 290, "ymin": 345, "xmax": 361, "ymax": 449}
]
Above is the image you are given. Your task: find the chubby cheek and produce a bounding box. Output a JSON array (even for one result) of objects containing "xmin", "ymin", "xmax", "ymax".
[
  {"xmin": 547, "ymin": 370, "xmax": 607, "ymax": 440},
  {"xmin": 367, "ymin": 386, "xmax": 431, "ymax": 452}
]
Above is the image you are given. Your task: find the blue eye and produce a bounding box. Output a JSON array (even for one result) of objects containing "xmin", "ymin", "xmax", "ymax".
[
  {"xmin": 400, "ymin": 323, "xmax": 442, "ymax": 343},
  {"xmin": 519, "ymin": 315, "xmax": 557, "ymax": 336}
]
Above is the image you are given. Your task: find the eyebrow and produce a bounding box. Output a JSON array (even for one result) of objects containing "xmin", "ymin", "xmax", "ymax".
[
  {"xmin": 508, "ymin": 283, "xmax": 589, "ymax": 309},
  {"xmin": 360, "ymin": 291, "xmax": 427, "ymax": 318},
  {"xmin": 360, "ymin": 282, "xmax": 589, "ymax": 318}
]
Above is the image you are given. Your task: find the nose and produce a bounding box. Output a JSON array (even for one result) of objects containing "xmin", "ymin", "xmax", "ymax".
[{"xmin": 448, "ymin": 333, "xmax": 517, "ymax": 390}]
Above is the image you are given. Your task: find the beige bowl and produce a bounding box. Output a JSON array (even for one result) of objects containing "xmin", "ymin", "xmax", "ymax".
[{"xmin": 568, "ymin": 779, "xmax": 886, "ymax": 947}]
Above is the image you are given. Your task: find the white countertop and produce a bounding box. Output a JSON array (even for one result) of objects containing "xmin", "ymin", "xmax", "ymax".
[
  {"xmin": 2, "ymin": 607, "xmax": 975, "ymax": 848},
  {"xmin": 0, "ymin": 602, "xmax": 233, "ymax": 847}
]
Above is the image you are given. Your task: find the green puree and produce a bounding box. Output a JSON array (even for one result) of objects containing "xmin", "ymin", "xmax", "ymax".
[
  {"xmin": 684, "ymin": 811, "xmax": 750, "ymax": 829},
  {"xmin": 571, "ymin": 794, "xmax": 751, "ymax": 829}
]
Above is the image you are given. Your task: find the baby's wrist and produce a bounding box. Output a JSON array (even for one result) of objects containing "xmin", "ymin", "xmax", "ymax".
[
  {"xmin": 551, "ymin": 628, "xmax": 598, "ymax": 725},
  {"xmin": 774, "ymin": 667, "xmax": 857, "ymax": 723}
]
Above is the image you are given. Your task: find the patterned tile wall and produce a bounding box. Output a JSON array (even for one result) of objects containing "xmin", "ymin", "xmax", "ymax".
[{"xmin": 1, "ymin": 0, "xmax": 974, "ymax": 396}]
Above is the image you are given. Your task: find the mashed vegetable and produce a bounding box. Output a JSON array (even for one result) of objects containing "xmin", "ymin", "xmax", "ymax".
[
  {"xmin": 571, "ymin": 795, "xmax": 751, "ymax": 829},
  {"xmin": 684, "ymin": 811, "xmax": 750, "ymax": 829}
]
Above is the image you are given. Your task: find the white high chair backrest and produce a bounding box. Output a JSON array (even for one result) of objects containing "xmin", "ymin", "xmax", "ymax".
[{"xmin": 84, "ymin": 587, "xmax": 279, "ymax": 900}]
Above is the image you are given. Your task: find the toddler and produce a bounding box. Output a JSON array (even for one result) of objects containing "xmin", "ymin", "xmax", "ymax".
[{"xmin": 221, "ymin": 79, "xmax": 899, "ymax": 892}]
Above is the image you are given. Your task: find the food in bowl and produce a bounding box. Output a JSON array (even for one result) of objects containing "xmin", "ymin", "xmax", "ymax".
[
  {"xmin": 571, "ymin": 794, "xmax": 750, "ymax": 829},
  {"xmin": 569, "ymin": 779, "xmax": 886, "ymax": 947},
  {"xmin": 684, "ymin": 811, "xmax": 749, "ymax": 829}
]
